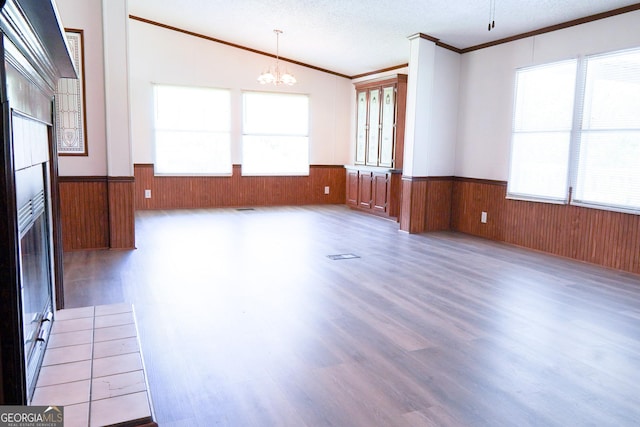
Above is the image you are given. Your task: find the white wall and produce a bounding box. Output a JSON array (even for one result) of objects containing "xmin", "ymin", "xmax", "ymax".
[
  {"xmin": 427, "ymin": 46, "xmax": 460, "ymax": 177},
  {"xmin": 456, "ymin": 10, "xmax": 640, "ymax": 181},
  {"xmin": 56, "ymin": 0, "xmax": 107, "ymax": 176},
  {"xmin": 129, "ymin": 20, "xmax": 352, "ymax": 166}
]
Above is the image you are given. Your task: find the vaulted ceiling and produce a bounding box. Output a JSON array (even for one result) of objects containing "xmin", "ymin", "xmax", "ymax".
[{"xmin": 130, "ymin": 0, "xmax": 640, "ymax": 77}]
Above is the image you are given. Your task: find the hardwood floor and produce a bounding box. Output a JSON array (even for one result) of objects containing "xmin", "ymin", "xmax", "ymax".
[{"xmin": 62, "ymin": 205, "xmax": 640, "ymax": 426}]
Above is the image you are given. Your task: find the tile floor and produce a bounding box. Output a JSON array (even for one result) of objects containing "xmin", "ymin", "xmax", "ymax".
[{"xmin": 32, "ymin": 303, "xmax": 155, "ymax": 427}]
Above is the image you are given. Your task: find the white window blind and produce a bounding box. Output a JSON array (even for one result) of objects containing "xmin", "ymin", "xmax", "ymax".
[
  {"xmin": 154, "ymin": 85, "xmax": 231, "ymax": 175},
  {"xmin": 573, "ymin": 49, "xmax": 640, "ymax": 213},
  {"xmin": 242, "ymin": 92, "xmax": 309, "ymax": 176},
  {"xmin": 507, "ymin": 60, "xmax": 577, "ymax": 202}
]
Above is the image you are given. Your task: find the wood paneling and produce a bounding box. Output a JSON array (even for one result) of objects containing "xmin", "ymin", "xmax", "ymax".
[
  {"xmin": 401, "ymin": 177, "xmax": 453, "ymax": 234},
  {"xmin": 400, "ymin": 177, "xmax": 428, "ymax": 233},
  {"xmin": 59, "ymin": 178, "xmax": 109, "ymax": 251},
  {"xmin": 59, "ymin": 177, "xmax": 136, "ymax": 251},
  {"xmin": 425, "ymin": 178, "xmax": 453, "ymax": 232},
  {"xmin": 451, "ymin": 177, "xmax": 640, "ymax": 275},
  {"xmin": 134, "ymin": 164, "xmax": 346, "ymax": 210},
  {"xmin": 108, "ymin": 178, "xmax": 136, "ymax": 250}
]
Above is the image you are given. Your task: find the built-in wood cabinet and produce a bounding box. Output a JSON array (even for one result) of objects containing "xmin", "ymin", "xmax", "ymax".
[
  {"xmin": 345, "ymin": 166, "xmax": 401, "ymax": 220},
  {"xmin": 347, "ymin": 74, "xmax": 406, "ymax": 221},
  {"xmin": 354, "ymin": 74, "xmax": 407, "ymax": 170}
]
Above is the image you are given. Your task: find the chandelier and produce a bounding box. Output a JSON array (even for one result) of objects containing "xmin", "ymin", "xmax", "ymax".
[{"xmin": 257, "ymin": 29, "xmax": 297, "ymax": 86}]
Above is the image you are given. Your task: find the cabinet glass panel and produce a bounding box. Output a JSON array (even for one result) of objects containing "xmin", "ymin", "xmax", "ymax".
[
  {"xmin": 379, "ymin": 86, "xmax": 395, "ymax": 167},
  {"xmin": 355, "ymin": 91, "xmax": 367, "ymax": 164},
  {"xmin": 367, "ymin": 88, "xmax": 380, "ymax": 165}
]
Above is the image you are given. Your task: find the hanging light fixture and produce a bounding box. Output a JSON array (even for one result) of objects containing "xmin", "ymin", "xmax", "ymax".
[
  {"xmin": 488, "ymin": 0, "xmax": 496, "ymax": 31},
  {"xmin": 257, "ymin": 29, "xmax": 297, "ymax": 86}
]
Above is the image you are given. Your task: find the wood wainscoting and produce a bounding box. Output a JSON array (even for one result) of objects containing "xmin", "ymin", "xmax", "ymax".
[
  {"xmin": 451, "ymin": 177, "xmax": 640, "ymax": 275},
  {"xmin": 400, "ymin": 176, "xmax": 453, "ymax": 234},
  {"xmin": 134, "ymin": 164, "xmax": 346, "ymax": 210},
  {"xmin": 59, "ymin": 176, "xmax": 135, "ymax": 251}
]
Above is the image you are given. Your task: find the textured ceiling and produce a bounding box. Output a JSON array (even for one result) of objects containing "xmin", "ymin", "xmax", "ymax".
[{"xmin": 129, "ymin": 0, "xmax": 640, "ymax": 77}]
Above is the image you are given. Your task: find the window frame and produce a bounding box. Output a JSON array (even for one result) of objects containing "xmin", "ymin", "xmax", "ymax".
[
  {"xmin": 506, "ymin": 46, "xmax": 640, "ymax": 215},
  {"xmin": 506, "ymin": 59, "xmax": 578, "ymax": 204},
  {"xmin": 153, "ymin": 84, "xmax": 232, "ymax": 177},
  {"xmin": 241, "ymin": 90, "xmax": 310, "ymax": 177}
]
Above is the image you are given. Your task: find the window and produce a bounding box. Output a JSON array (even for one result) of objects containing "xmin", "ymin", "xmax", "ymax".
[
  {"xmin": 573, "ymin": 49, "xmax": 640, "ymax": 211},
  {"xmin": 242, "ymin": 91, "xmax": 309, "ymax": 176},
  {"xmin": 507, "ymin": 60, "xmax": 577, "ymax": 202},
  {"xmin": 154, "ymin": 85, "xmax": 231, "ymax": 175},
  {"xmin": 507, "ymin": 47, "xmax": 640, "ymax": 214}
]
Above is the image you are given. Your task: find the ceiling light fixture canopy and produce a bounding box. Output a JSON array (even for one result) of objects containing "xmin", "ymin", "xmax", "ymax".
[{"xmin": 258, "ymin": 29, "xmax": 296, "ymax": 86}]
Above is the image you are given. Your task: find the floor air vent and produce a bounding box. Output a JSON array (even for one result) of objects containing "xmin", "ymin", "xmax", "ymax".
[
  {"xmin": 327, "ymin": 253, "xmax": 360, "ymax": 260},
  {"xmin": 236, "ymin": 208, "xmax": 255, "ymax": 211}
]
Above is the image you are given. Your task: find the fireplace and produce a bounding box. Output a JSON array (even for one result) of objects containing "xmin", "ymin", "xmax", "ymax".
[
  {"xmin": 0, "ymin": 0, "xmax": 76, "ymax": 404},
  {"xmin": 16, "ymin": 161, "xmax": 54, "ymax": 401}
]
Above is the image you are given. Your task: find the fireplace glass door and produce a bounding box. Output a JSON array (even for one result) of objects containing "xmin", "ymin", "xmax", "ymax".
[{"xmin": 14, "ymin": 112, "xmax": 54, "ymax": 401}]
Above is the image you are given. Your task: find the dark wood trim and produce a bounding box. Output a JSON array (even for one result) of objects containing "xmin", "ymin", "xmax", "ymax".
[
  {"xmin": 309, "ymin": 164, "xmax": 347, "ymax": 169},
  {"xmin": 128, "ymin": 15, "xmax": 351, "ymax": 80},
  {"xmin": 351, "ymin": 64, "xmax": 409, "ymax": 80},
  {"xmin": 59, "ymin": 176, "xmax": 134, "ymax": 185},
  {"xmin": 402, "ymin": 176, "xmax": 454, "ymax": 182},
  {"xmin": 454, "ymin": 176, "xmax": 507, "ymax": 186},
  {"xmin": 134, "ymin": 163, "xmax": 344, "ymax": 170},
  {"xmin": 402, "ymin": 176, "xmax": 429, "ymax": 182},
  {"xmin": 108, "ymin": 176, "xmax": 135, "ymax": 183},
  {"xmin": 436, "ymin": 40, "xmax": 463, "ymax": 54},
  {"xmin": 426, "ymin": 176, "xmax": 455, "ymax": 182},
  {"xmin": 408, "ymin": 33, "xmax": 439, "ymax": 43},
  {"xmin": 58, "ymin": 175, "xmax": 107, "ymax": 183},
  {"xmin": 461, "ymin": 3, "xmax": 640, "ymax": 53},
  {"xmin": 354, "ymin": 73, "xmax": 406, "ymax": 90}
]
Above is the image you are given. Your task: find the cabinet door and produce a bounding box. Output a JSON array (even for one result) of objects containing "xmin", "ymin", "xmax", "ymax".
[
  {"xmin": 366, "ymin": 88, "xmax": 380, "ymax": 166},
  {"xmin": 358, "ymin": 171, "xmax": 373, "ymax": 209},
  {"xmin": 372, "ymin": 172, "xmax": 389, "ymax": 213},
  {"xmin": 355, "ymin": 91, "xmax": 367, "ymax": 164},
  {"xmin": 346, "ymin": 170, "xmax": 359, "ymax": 207},
  {"xmin": 379, "ymin": 85, "xmax": 396, "ymax": 168}
]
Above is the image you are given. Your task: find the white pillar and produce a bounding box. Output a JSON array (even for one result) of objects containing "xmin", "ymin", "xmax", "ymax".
[
  {"xmin": 403, "ymin": 34, "xmax": 436, "ymax": 178},
  {"xmin": 102, "ymin": 0, "xmax": 132, "ymax": 177}
]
